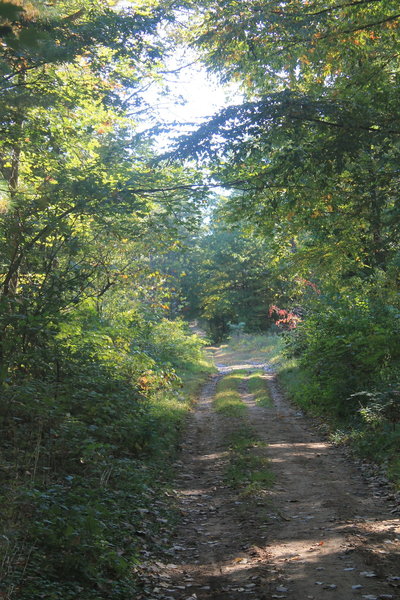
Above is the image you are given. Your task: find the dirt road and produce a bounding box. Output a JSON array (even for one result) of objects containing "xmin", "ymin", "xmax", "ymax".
[{"xmin": 136, "ymin": 361, "xmax": 400, "ymax": 600}]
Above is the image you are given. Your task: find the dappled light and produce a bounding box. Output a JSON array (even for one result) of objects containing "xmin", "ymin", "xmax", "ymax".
[
  {"xmin": 1, "ymin": 1, "xmax": 399, "ymax": 598},
  {"xmin": 133, "ymin": 358, "xmax": 400, "ymax": 599}
]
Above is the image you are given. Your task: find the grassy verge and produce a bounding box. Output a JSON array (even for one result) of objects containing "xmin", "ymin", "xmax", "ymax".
[
  {"xmin": 0, "ymin": 345, "xmax": 214, "ymax": 600},
  {"xmin": 182, "ymin": 356, "xmax": 217, "ymax": 402}
]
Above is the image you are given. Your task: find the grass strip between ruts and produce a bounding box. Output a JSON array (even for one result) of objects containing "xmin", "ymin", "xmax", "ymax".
[
  {"xmin": 248, "ymin": 370, "xmax": 273, "ymax": 407},
  {"xmin": 213, "ymin": 370, "xmax": 247, "ymax": 417},
  {"xmin": 214, "ymin": 371, "xmax": 275, "ymax": 495}
]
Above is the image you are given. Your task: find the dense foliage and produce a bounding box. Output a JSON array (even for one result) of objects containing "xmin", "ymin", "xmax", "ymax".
[
  {"xmin": 158, "ymin": 207, "xmax": 292, "ymax": 340},
  {"xmin": 1, "ymin": 0, "xmax": 399, "ymax": 596},
  {"xmin": 0, "ymin": 2, "xmax": 212, "ymax": 598},
  {"xmin": 167, "ymin": 0, "xmax": 400, "ymax": 479}
]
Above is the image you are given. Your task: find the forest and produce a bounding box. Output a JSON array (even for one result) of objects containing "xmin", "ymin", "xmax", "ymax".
[{"xmin": 0, "ymin": 1, "xmax": 399, "ymax": 598}]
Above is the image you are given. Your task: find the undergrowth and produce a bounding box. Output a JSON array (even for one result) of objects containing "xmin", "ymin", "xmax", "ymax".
[{"xmin": 0, "ymin": 312, "xmax": 213, "ymax": 599}]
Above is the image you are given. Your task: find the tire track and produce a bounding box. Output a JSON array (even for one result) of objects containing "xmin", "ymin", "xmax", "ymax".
[{"xmin": 136, "ymin": 365, "xmax": 400, "ymax": 600}]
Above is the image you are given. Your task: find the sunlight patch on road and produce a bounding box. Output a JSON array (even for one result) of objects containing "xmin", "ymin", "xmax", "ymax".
[{"xmin": 195, "ymin": 451, "xmax": 226, "ymax": 463}]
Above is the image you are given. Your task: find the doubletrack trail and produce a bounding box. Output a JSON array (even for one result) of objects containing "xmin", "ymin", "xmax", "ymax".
[{"xmin": 137, "ymin": 353, "xmax": 400, "ymax": 600}]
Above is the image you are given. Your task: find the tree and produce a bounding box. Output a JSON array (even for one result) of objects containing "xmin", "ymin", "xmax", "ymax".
[
  {"xmin": 164, "ymin": 0, "xmax": 400, "ymax": 409},
  {"xmin": 0, "ymin": 0, "xmax": 206, "ymax": 382},
  {"xmin": 0, "ymin": 3, "xmax": 214, "ymax": 598},
  {"xmin": 155, "ymin": 200, "xmax": 292, "ymax": 340},
  {"xmin": 170, "ymin": 0, "xmax": 400, "ymax": 299}
]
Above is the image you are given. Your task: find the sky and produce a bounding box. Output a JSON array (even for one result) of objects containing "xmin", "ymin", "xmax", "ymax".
[
  {"xmin": 157, "ymin": 59, "xmax": 229, "ymax": 123},
  {"xmin": 139, "ymin": 48, "xmax": 239, "ymax": 149}
]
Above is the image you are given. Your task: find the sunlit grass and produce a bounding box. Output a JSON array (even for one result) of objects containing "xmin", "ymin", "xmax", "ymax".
[
  {"xmin": 248, "ymin": 371, "xmax": 272, "ymax": 406},
  {"xmin": 180, "ymin": 357, "xmax": 216, "ymax": 404},
  {"xmin": 209, "ymin": 333, "xmax": 285, "ymax": 367},
  {"xmin": 214, "ymin": 371, "xmax": 247, "ymax": 416}
]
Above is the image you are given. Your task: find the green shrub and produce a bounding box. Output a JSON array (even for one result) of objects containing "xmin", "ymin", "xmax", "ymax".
[
  {"xmin": 284, "ymin": 300, "xmax": 400, "ymax": 418},
  {"xmin": 0, "ymin": 300, "xmax": 213, "ymax": 598},
  {"xmin": 148, "ymin": 318, "xmax": 207, "ymax": 369}
]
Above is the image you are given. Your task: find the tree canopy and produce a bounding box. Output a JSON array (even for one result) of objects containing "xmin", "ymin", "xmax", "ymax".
[{"xmin": 0, "ymin": 1, "xmax": 399, "ymax": 597}]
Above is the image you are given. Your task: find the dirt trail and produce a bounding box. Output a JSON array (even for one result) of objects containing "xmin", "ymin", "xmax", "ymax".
[{"xmin": 137, "ymin": 361, "xmax": 400, "ymax": 600}]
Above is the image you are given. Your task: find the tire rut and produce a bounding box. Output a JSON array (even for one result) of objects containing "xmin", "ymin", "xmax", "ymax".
[
  {"xmin": 137, "ymin": 365, "xmax": 400, "ymax": 600},
  {"xmin": 243, "ymin": 369, "xmax": 400, "ymax": 599}
]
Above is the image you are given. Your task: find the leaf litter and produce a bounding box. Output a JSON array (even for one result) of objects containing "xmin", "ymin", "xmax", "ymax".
[{"xmin": 133, "ymin": 362, "xmax": 400, "ymax": 599}]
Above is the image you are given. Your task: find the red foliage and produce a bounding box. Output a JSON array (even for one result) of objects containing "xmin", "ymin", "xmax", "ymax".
[
  {"xmin": 268, "ymin": 305, "xmax": 301, "ymax": 330},
  {"xmin": 297, "ymin": 277, "xmax": 321, "ymax": 294}
]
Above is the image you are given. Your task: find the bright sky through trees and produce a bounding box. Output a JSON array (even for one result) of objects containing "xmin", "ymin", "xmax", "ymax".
[
  {"xmin": 160, "ymin": 61, "xmax": 229, "ymax": 122},
  {"xmin": 1, "ymin": 2, "xmax": 400, "ymax": 598},
  {"xmin": 141, "ymin": 47, "xmax": 237, "ymax": 146}
]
